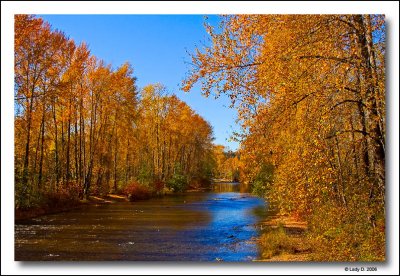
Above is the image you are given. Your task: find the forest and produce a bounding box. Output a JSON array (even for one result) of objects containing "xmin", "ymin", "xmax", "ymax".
[
  {"xmin": 15, "ymin": 15, "xmax": 220, "ymax": 208},
  {"xmin": 14, "ymin": 14, "xmax": 385, "ymax": 261}
]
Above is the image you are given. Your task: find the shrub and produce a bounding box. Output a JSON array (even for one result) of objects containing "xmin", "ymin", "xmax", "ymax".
[
  {"xmin": 251, "ymin": 179, "xmax": 267, "ymax": 197},
  {"xmin": 153, "ymin": 179, "xmax": 165, "ymax": 194},
  {"xmin": 260, "ymin": 226, "xmax": 291, "ymax": 259},
  {"xmin": 41, "ymin": 184, "xmax": 80, "ymax": 210},
  {"xmin": 189, "ymin": 176, "xmax": 211, "ymax": 190},
  {"xmin": 123, "ymin": 181, "xmax": 151, "ymax": 201},
  {"xmin": 166, "ymin": 173, "xmax": 188, "ymax": 193},
  {"xmin": 308, "ymin": 203, "xmax": 386, "ymax": 261},
  {"xmin": 260, "ymin": 225, "xmax": 310, "ymax": 259},
  {"xmin": 63, "ymin": 181, "xmax": 81, "ymax": 199},
  {"xmin": 166, "ymin": 163, "xmax": 188, "ymax": 193},
  {"xmin": 251, "ymin": 164, "xmax": 274, "ymax": 197},
  {"xmin": 137, "ymin": 164, "xmax": 152, "ymax": 185}
]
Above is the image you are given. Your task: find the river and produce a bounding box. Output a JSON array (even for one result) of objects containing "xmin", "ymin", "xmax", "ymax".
[{"xmin": 15, "ymin": 182, "xmax": 267, "ymax": 261}]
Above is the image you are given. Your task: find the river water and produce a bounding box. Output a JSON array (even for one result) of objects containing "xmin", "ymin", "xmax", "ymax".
[{"xmin": 15, "ymin": 182, "xmax": 267, "ymax": 261}]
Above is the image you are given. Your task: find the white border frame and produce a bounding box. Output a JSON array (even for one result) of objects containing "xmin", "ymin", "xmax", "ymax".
[{"xmin": 1, "ymin": 1, "xmax": 399, "ymax": 275}]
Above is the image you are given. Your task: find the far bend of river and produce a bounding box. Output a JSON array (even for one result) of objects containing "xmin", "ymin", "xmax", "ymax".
[{"xmin": 15, "ymin": 182, "xmax": 267, "ymax": 261}]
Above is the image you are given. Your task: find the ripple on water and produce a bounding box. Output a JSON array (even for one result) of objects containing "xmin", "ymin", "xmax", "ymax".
[{"xmin": 15, "ymin": 185, "xmax": 266, "ymax": 261}]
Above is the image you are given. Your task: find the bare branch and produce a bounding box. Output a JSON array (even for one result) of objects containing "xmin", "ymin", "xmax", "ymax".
[
  {"xmin": 291, "ymin": 92, "xmax": 316, "ymax": 106},
  {"xmin": 330, "ymin": 99, "xmax": 365, "ymax": 111},
  {"xmin": 223, "ymin": 62, "xmax": 263, "ymax": 70},
  {"xmin": 344, "ymin": 86, "xmax": 359, "ymax": 93},
  {"xmin": 325, "ymin": 129, "xmax": 368, "ymax": 139},
  {"xmin": 299, "ymin": 55, "xmax": 356, "ymax": 65}
]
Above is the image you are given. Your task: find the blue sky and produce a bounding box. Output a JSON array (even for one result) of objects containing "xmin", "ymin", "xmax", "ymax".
[{"xmin": 39, "ymin": 15, "xmax": 240, "ymax": 151}]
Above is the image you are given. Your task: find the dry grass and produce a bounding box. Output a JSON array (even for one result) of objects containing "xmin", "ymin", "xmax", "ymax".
[{"xmin": 257, "ymin": 214, "xmax": 311, "ymax": 261}]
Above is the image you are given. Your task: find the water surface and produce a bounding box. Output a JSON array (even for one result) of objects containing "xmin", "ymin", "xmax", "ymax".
[{"xmin": 15, "ymin": 182, "xmax": 266, "ymax": 261}]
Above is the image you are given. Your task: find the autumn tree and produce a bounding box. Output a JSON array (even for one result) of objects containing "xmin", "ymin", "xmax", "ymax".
[
  {"xmin": 136, "ymin": 84, "xmax": 215, "ymax": 191},
  {"xmin": 15, "ymin": 15, "xmax": 216, "ymax": 208},
  {"xmin": 183, "ymin": 14, "xmax": 385, "ymax": 261},
  {"xmin": 212, "ymin": 145, "xmax": 241, "ymax": 182}
]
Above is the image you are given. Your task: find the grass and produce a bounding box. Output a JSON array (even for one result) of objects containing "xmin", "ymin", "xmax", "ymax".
[{"xmin": 259, "ymin": 225, "xmax": 311, "ymax": 260}]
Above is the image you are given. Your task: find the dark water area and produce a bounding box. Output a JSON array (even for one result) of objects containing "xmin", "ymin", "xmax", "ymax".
[{"xmin": 15, "ymin": 182, "xmax": 267, "ymax": 261}]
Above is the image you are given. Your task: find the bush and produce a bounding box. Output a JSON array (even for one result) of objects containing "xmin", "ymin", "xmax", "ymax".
[
  {"xmin": 123, "ymin": 181, "xmax": 151, "ymax": 201},
  {"xmin": 63, "ymin": 181, "xmax": 81, "ymax": 199},
  {"xmin": 41, "ymin": 181, "xmax": 81, "ymax": 208},
  {"xmin": 308, "ymin": 203, "xmax": 386, "ymax": 261},
  {"xmin": 137, "ymin": 164, "xmax": 152, "ymax": 185},
  {"xmin": 153, "ymin": 179, "xmax": 165, "ymax": 194},
  {"xmin": 166, "ymin": 173, "xmax": 188, "ymax": 193},
  {"xmin": 251, "ymin": 164, "xmax": 274, "ymax": 197},
  {"xmin": 251, "ymin": 179, "xmax": 267, "ymax": 197},
  {"xmin": 189, "ymin": 176, "xmax": 211, "ymax": 190},
  {"xmin": 260, "ymin": 226, "xmax": 291, "ymax": 259},
  {"xmin": 260, "ymin": 225, "xmax": 310, "ymax": 259},
  {"xmin": 166, "ymin": 163, "xmax": 188, "ymax": 193},
  {"xmin": 15, "ymin": 180, "xmax": 82, "ymax": 211}
]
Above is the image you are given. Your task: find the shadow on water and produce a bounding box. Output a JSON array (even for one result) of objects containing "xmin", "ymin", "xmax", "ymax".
[{"xmin": 15, "ymin": 182, "xmax": 266, "ymax": 261}]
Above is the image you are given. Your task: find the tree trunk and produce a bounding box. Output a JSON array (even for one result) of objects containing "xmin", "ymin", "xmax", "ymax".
[{"xmin": 38, "ymin": 104, "xmax": 46, "ymax": 188}]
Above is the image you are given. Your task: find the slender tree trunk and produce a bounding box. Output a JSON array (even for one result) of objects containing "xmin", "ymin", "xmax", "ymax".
[
  {"xmin": 22, "ymin": 89, "xmax": 35, "ymax": 189},
  {"xmin": 84, "ymin": 91, "xmax": 97, "ymax": 199},
  {"xmin": 66, "ymin": 114, "xmax": 71, "ymax": 185},
  {"xmin": 74, "ymin": 109, "xmax": 79, "ymax": 183},
  {"xmin": 33, "ymin": 120, "xmax": 41, "ymax": 184},
  {"xmin": 52, "ymin": 98, "xmax": 60, "ymax": 188},
  {"xmin": 38, "ymin": 103, "xmax": 46, "ymax": 188},
  {"xmin": 125, "ymin": 138, "xmax": 130, "ymax": 184},
  {"xmin": 61, "ymin": 113, "xmax": 65, "ymax": 184},
  {"xmin": 79, "ymin": 93, "xmax": 85, "ymax": 194},
  {"xmin": 113, "ymin": 131, "xmax": 118, "ymax": 192}
]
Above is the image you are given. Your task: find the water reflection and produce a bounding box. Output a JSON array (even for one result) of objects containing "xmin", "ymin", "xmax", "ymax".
[
  {"xmin": 15, "ymin": 183, "xmax": 266, "ymax": 261},
  {"xmin": 213, "ymin": 182, "xmax": 250, "ymax": 193}
]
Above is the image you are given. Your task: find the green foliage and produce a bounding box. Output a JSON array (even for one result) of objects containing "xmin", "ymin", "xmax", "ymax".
[
  {"xmin": 137, "ymin": 164, "xmax": 153, "ymax": 185},
  {"xmin": 15, "ymin": 180, "xmax": 81, "ymax": 210},
  {"xmin": 193, "ymin": 158, "xmax": 214, "ymax": 188},
  {"xmin": 166, "ymin": 164, "xmax": 188, "ymax": 192},
  {"xmin": 250, "ymin": 164, "xmax": 274, "ymax": 197}
]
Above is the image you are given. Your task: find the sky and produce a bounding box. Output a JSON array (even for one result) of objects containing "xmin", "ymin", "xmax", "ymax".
[{"xmin": 39, "ymin": 15, "xmax": 240, "ymax": 151}]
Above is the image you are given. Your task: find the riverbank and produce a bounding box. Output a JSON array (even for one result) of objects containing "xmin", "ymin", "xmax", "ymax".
[
  {"xmin": 256, "ymin": 214, "xmax": 312, "ymax": 261},
  {"xmin": 15, "ymin": 194, "xmax": 129, "ymax": 221},
  {"xmin": 14, "ymin": 187, "xmax": 213, "ymax": 221}
]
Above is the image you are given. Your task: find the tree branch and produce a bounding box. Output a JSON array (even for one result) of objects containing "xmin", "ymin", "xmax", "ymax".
[
  {"xmin": 325, "ymin": 129, "xmax": 368, "ymax": 139},
  {"xmin": 223, "ymin": 62, "xmax": 263, "ymax": 70},
  {"xmin": 330, "ymin": 99, "xmax": 365, "ymax": 111},
  {"xmin": 334, "ymin": 17, "xmax": 358, "ymax": 31},
  {"xmin": 299, "ymin": 55, "xmax": 356, "ymax": 65},
  {"xmin": 14, "ymin": 94, "xmax": 43, "ymax": 101},
  {"xmin": 344, "ymin": 86, "xmax": 359, "ymax": 93},
  {"xmin": 292, "ymin": 92, "xmax": 316, "ymax": 106}
]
